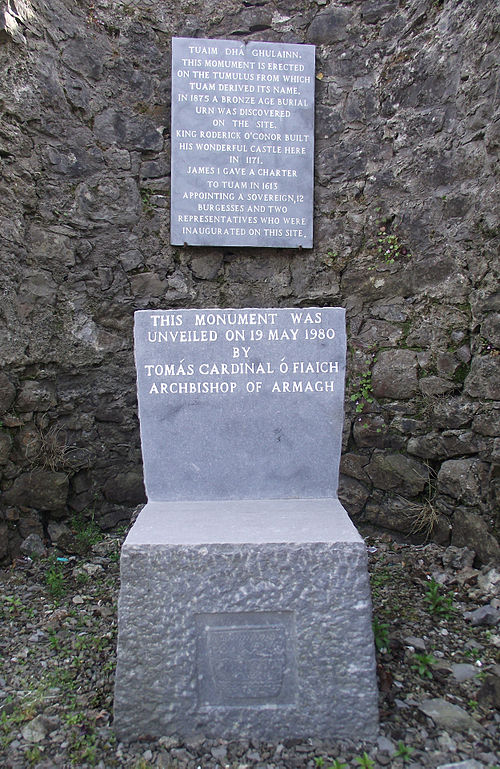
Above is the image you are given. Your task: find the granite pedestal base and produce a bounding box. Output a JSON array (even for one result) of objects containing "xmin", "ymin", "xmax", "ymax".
[{"xmin": 114, "ymin": 500, "xmax": 379, "ymax": 741}]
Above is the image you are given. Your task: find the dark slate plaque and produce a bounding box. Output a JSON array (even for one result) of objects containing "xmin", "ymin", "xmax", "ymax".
[
  {"xmin": 170, "ymin": 38, "xmax": 315, "ymax": 249},
  {"xmin": 134, "ymin": 307, "xmax": 346, "ymax": 501}
]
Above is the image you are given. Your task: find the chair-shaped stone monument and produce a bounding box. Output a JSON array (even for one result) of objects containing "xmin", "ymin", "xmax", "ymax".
[{"xmin": 114, "ymin": 307, "xmax": 378, "ymax": 741}]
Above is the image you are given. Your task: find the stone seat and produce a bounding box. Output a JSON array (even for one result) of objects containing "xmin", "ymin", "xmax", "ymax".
[
  {"xmin": 114, "ymin": 498, "xmax": 378, "ymax": 741},
  {"xmin": 114, "ymin": 308, "xmax": 379, "ymax": 742}
]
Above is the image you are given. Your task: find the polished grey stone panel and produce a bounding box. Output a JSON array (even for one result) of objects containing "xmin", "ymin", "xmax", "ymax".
[
  {"xmin": 114, "ymin": 500, "xmax": 379, "ymax": 741},
  {"xmin": 134, "ymin": 307, "xmax": 346, "ymax": 501},
  {"xmin": 170, "ymin": 38, "xmax": 315, "ymax": 248}
]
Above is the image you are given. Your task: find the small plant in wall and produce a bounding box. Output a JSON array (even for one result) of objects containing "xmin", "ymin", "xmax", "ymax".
[
  {"xmin": 376, "ymin": 218, "xmax": 410, "ymax": 264},
  {"xmin": 321, "ymin": 249, "xmax": 338, "ymax": 267},
  {"xmin": 377, "ymin": 229, "xmax": 408, "ymax": 263},
  {"xmin": 350, "ymin": 371, "xmax": 374, "ymax": 413}
]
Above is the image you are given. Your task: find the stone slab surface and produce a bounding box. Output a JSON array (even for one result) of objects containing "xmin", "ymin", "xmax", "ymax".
[
  {"xmin": 125, "ymin": 498, "xmax": 362, "ymax": 545},
  {"xmin": 134, "ymin": 307, "xmax": 346, "ymax": 501},
  {"xmin": 114, "ymin": 502, "xmax": 379, "ymax": 741},
  {"xmin": 170, "ymin": 38, "xmax": 315, "ymax": 249}
]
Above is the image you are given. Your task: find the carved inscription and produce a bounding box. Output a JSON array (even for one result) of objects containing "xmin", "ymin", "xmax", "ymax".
[
  {"xmin": 134, "ymin": 307, "xmax": 346, "ymax": 501},
  {"xmin": 196, "ymin": 612, "xmax": 297, "ymax": 707},
  {"xmin": 142, "ymin": 309, "xmax": 341, "ymax": 397},
  {"xmin": 207, "ymin": 626, "xmax": 285, "ymax": 699},
  {"xmin": 171, "ymin": 38, "xmax": 315, "ymax": 248}
]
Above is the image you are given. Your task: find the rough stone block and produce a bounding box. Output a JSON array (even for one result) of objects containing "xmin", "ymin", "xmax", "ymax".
[{"xmin": 114, "ymin": 500, "xmax": 379, "ymax": 741}]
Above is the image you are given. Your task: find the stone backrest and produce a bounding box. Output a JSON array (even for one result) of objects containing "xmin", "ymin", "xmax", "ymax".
[{"xmin": 134, "ymin": 307, "xmax": 346, "ymax": 501}]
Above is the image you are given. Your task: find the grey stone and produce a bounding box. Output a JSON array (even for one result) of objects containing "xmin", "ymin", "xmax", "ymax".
[
  {"xmin": 99, "ymin": 509, "xmax": 132, "ymax": 531},
  {"xmin": 103, "ymin": 471, "xmax": 146, "ymax": 506},
  {"xmin": 165, "ymin": 270, "xmax": 192, "ymax": 301},
  {"xmin": 47, "ymin": 520, "xmax": 72, "ymax": 545},
  {"xmin": 0, "ymin": 373, "xmax": 15, "ymax": 414},
  {"xmin": 480, "ymin": 313, "xmax": 500, "ymax": 349},
  {"xmin": 371, "ymin": 350, "xmax": 418, "ymax": 399},
  {"xmin": 356, "ymin": 320, "xmax": 403, "ymax": 348},
  {"xmin": 306, "ymin": 7, "xmax": 350, "ymax": 44},
  {"xmin": 372, "ymin": 497, "xmax": 450, "ymax": 543},
  {"xmin": 94, "ymin": 109, "xmax": 164, "ymax": 152},
  {"xmin": 28, "ymin": 225, "xmax": 75, "ymax": 270},
  {"xmin": 451, "ymin": 509, "xmax": 500, "ymax": 565},
  {"xmin": 390, "ymin": 416, "xmax": 427, "ymax": 436},
  {"xmin": 366, "ymin": 453, "xmax": 429, "ymax": 496},
  {"xmin": 0, "ymin": 430, "xmax": 12, "ymax": 464},
  {"xmin": 477, "ymin": 672, "xmax": 500, "ymax": 710},
  {"xmin": 4, "ymin": 470, "xmax": 68, "ymax": 512},
  {"xmin": 431, "ymin": 397, "xmax": 476, "ymax": 430},
  {"xmin": 338, "ymin": 475, "xmax": 370, "ymax": 516},
  {"xmin": 438, "ymin": 459, "xmax": 488, "ymax": 504},
  {"xmin": 170, "ymin": 39, "xmax": 315, "ymax": 249},
  {"xmin": 353, "ymin": 414, "xmax": 388, "ymax": 448},
  {"xmin": 477, "ymin": 567, "xmax": 500, "ymax": 598},
  {"xmin": 418, "ymin": 698, "xmax": 483, "ymax": 732},
  {"xmin": 407, "ymin": 432, "xmax": 445, "ymax": 460},
  {"xmin": 114, "ymin": 500, "xmax": 379, "ymax": 741},
  {"xmin": 442, "ymin": 546, "xmax": 475, "ymax": 571},
  {"xmin": 134, "ymin": 308, "xmax": 346, "ymax": 501},
  {"xmin": 0, "ymin": 3, "xmax": 26, "ymax": 44},
  {"xmin": 419, "ymin": 376, "xmax": 456, "ymax": 397},
  {"xmin": 339, "ymin": 453, "xmax": 370, "ymax": 482},
  {"xmin": 436, "ymin": 762, "xmax": 485, "ymax": 769},
  {"xmin": 472, "ymin": 408, "xmax": 500, "ymax": 437},
  {"xmin": 19, "ymin": 533, "xmax": 46, "ymax": 558},
  {"xmin": 451, "ymin": 663, "xmax": 478, "ymax": 682},
  {"xmin": 75, "ymin": 175, "xmax": 142, "ymax": 226},
  {"xmin": 464, "ymin": 605, "xmax": 500, "ymax": 627},
  {"xmin": 437, "ymin": 352, "xmax": 462, "ymax": 379},
  {"xmin": 404, "ymin": 636, "xmax": 426, "ymax": 651},
  {"xmin": 377, "ymin": 735, "xmax": 396, "ymax": 754},
  {"xmin": 104, "ymin": 146, "xmax": 132, "ymax": 171},
  {"xmin": 119, "ymin": 250, "xmax": 143, "ymax": 272},
  {"xmin": 42, "ymin": 143, "xmax": 103, "ymax": 179},
  {"xmin": 455, "ymin": 344, "xmax": 472, "ymax": 364},
  {"xmin": 61, "ymin": 37, "xmax": 110, "ymax": 81},
  {"xmin": 230, "ymin": 4, "xmax": 274, "ymax": 36},
  {"xmin": 441, "ymin": 429, "xmax": 485, "ymax": 456},
  {"xmin": 129, "ymin": 271, "xmax": 166, "ymax": 298},
  {"xmin": 21, "ymin": 715, "xmax": 58, "ymax": 743},
  {"xmin": 191, "ymin": 253, "xmax": 224, "ymax": 281},
  {"xmin": 211, "ymin": 745, "xmax": 227, "ymax": 761},
  {"xmin": 361, "ymin": 1, "xmax": 398, "ymax": 25},
  {"xmin": 464, "ymin": 356, "xmax": 500, "ymax": 400},
  {"xmin": 16, "ymin": 380, "xmax": 56, "ymax": 412},
  {"xmin": 371, "ymin": 299, "xmax": 409, "ymax": 322},
  {"xmin": 140, "ymin": 159, "xmax": 169, "ymax": 180}
]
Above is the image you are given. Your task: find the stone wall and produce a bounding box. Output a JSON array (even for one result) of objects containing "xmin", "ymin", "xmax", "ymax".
[{"xmin": 0, "ymin": 0, "xmax": 498, "ymax": 564}]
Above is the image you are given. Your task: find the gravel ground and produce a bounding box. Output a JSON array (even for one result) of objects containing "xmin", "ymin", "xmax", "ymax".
[{"xmin": 0, "ymin": 528, "xmax": 499, "ymax": 769}]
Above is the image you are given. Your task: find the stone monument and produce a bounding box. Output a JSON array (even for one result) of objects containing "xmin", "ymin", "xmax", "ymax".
[
  {"xmin": 114, "ymin": 307, "xmax": 379, "ymax": 741},
  {"xmin": 170, "ymin": 38, "xmax": 316, "ymax": 248}
]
